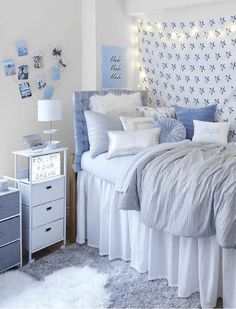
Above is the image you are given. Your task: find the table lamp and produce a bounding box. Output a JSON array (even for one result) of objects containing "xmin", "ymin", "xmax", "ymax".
[{"xmin": 38, "ymin": 100, "xmax": 62, "ymax": 149}]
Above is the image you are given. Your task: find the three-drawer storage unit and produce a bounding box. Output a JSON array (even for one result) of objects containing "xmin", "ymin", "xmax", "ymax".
[
  {"xmin": 13, "ymin": 148, "xmax": 68, "ymax": 261},
  {"xmin": 0, "ymin": 179, "xmax": 22, "ymax": 272}
]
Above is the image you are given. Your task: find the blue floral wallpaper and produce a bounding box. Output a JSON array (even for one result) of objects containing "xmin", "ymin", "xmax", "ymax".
[{"xmin": 138, "ymin": 15, "xmax": 236, "ymax": 140}]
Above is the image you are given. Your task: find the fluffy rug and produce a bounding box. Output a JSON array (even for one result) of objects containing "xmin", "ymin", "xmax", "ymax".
[
  {"xmin": 0, "ymin": 266, "xmax": 109, "ymax": 308},
  {"xmin": 23, "ymin": 244, "xmax": 203, "ymax": 308}
]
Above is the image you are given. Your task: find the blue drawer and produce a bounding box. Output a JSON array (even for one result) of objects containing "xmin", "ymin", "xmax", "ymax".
[
  {"xmin": 0, "ymin": 241, "xmax": 20, "ymax": 272},
  {"xmin": 0, "ymin": 191, "xmax": 19, "ymax": 221},
  {"xmin": 0, "ymin": 217, "xmax": 20, "ymax": 247}
]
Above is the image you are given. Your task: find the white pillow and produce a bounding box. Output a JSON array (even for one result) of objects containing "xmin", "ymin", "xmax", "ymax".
[
  {"xmin": 137, "ymin": 106, "xmax": 175, "ymax": 119},
  {"xmin": 90, "ymin": 92, "xmax": 142, "ymax": 117},
  {"xmin": 120, "ymin": 116, "xmax": 154, "ymax": 131},
  {"xmin": 192, "ymin": 120, "xmax": 230, "ymax": 145},
  {"xmin": 107, "ymin": 128, "xmax": 160, "ymax": 159}
]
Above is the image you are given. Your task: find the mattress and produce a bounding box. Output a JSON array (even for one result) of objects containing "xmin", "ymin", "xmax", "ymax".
[{"xmin": 81, "ymin": 151, "xmax": 135, "ymax": 183}]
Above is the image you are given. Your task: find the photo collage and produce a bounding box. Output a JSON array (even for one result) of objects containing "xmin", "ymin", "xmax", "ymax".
[{"xmin": 2, "ymin": 41, "xmax": 67, "ymax": 100}]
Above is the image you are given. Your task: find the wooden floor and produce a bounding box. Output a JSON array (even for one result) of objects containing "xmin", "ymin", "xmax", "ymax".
[{"xmin": 22, "ymin": 240, "xmax": 70, "ymax": 265}]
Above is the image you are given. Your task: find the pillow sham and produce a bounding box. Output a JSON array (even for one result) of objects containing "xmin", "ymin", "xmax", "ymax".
[
  {"xmin": 84, "ymin": 111, "xmax": 123, "ymax": 158},
  {"xmin": 175, "ymin": 105, "xmax": 216, "ymax": 140},
  {"xmin": 89, "ymin": 92, "xmax": 143, "ymax": 117},
  {"xmin": 192, "ymin": 120, "xmax": 230, "ymax": 145},
  {"xmin": 154, "ymin": 118, "xmax": 186, "ymax": 143},
  {"xmin": 107, "ymin": 128, "xmax": 160, "ymax": 159},
  {"xmin": 137, "ymin": 106, "xmax": 175, "ymax": 119},
  {"xmin": 120, "ymin": 116, "xmax": 154, "ymax": 131}
]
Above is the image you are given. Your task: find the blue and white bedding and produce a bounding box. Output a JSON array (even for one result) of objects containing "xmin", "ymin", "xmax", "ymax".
[
  {"xmin": 115, "ymin": 140, "xmax": 236, "ymax": 249},
  {"xmin": 81, "ymin": 151, "xmax": 135, "ymax": 183}
]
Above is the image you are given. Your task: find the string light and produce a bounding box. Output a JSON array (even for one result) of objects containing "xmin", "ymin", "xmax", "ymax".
[
  {"xmin": 140, "ymin": 71, "xmax": 147, "ymax": 79},
  {"xmin": 156, "ymin": 23, "xmax": 163, "ymax": 30},
  {"xmin": 171, "ymin": 32, "xmax": 177, "ymax": 40},
  {"xmin": 191, "ymin": 27, "xmax": 199, "ymax": 36},
  {"xmin": 138, "ymin": 19, "xmax": 236, "ymax": 42},
  {"xmin": 208, "ymin": 30, "xmax": 214, "ymax": 38},
  {"xmin": 231, "ymin": 24, "xmax": 236, "ymax": 32},
  {"xmin": 132, "ymin": 25, "xmax": 138, "ymax": 33}
]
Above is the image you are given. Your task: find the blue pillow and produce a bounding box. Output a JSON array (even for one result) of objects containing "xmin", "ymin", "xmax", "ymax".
[
  {"xmin": 175, "ymin": 105, "xmax": 216, "ymax": 140},
  {"xmin": 154, "ymin": 118, "xmax": 186, "ymax": 143}
]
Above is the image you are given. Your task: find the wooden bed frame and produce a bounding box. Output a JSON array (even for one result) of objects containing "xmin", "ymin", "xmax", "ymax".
[{"xmin": 69, "ymin": 153, "xmax": 77, "ymax": 243}]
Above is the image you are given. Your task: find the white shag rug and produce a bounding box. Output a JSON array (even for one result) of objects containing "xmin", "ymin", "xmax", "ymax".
[{"xmin": 0, "ymin": 266, "xmax": 110, "ymax": 308}]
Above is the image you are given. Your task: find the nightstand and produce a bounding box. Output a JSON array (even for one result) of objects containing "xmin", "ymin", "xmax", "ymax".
[
  {"xmin": 13, "ymin": 147, "xmax": 68, "ymax": 262},
  {"xmin": 0, "ymin": 177, "xmax": 22, "ymax": 272}
]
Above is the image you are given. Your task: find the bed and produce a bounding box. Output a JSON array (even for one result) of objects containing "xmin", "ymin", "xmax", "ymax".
[{"xmin": 70, "ymin": 90, "xmax": 236, "ymax": 308}]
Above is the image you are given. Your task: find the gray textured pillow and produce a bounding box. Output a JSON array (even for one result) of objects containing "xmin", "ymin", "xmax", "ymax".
[{"xmin": 84, "ymin": 111, "xmax": 123, "ymax": 158}]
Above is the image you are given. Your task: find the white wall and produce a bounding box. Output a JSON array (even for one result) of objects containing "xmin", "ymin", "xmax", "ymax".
[
  {"xmin": 0, "ymin": 0, "xmax": 81, "ymax": 177},
  {"xmin": 146, "ymin": 1, "xmax": 236, "ymax": 22},
  {"xmin": 96, "ymin": 0, "xmax": 136, "ymax": 89},
  {"xmin": 81, "ymin": 0, "xmax": 97, "ymax": 90},
  {"xmin": 80, "ymin": 0, "xmax": 137, "ymax": 90},
  {"xmin": 124, "ymin": 0, "xmax": 235, "ymax": 16}
]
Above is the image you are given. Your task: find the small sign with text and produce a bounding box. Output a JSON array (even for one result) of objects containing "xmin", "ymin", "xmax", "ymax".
[
  {"xmin": 32, "ymin": 153, "xmax": 61, "ymax": 182},
  {"xmin": 102, "ymin": 45, "xmax": 126, "ymax": 89}
]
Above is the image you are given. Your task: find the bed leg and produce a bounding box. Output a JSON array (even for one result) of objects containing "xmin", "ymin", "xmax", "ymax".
[{"xmin": 69, "ymin": 153, "xmax": 77, "ymax": 244}]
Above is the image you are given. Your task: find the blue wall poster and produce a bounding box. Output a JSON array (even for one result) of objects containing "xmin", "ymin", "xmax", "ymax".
[{"xmin": 101, "ymin": 45, "xmax": 127, "ymax": 89}]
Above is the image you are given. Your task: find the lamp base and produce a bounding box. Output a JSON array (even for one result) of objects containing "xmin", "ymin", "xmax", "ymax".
[
  {"xmin": 46, "ymin": 141, "xmax": 60, "ymax": 149},
  {"xmin": 43, "ymin": 129, "xmax": 58, "ymax": 134}
]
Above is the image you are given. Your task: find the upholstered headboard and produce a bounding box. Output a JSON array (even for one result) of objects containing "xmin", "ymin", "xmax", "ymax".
[{"xmin": 72, "ymin": 90, "xmax": 148, "ymax": 172}]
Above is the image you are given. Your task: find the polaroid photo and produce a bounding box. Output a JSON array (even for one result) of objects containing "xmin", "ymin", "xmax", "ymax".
[
  {"xmin": 43, "ymin": 85, "xmax": 54, "ymax": 99},
  {"xmin": 18, "ymin": 65, "xmax": 29, "ymax": 80},
  {"xmin": 51, "ymin": 65, "xmax": 60, "ymax": 80},
  {"xmin": 3, "ymin": 59, "xmax": 16, "ymax": 76},
  {"xmin": 16, "ymin": 40, "xmax": 28, "ymax": 57},
  {"xmin": 35, "ymin": 74, "xmax": 46, "ymax": 89},
  {"xmin": 19, "ymin": 82, "xmax": 32, "ymax": 99},
  {"xmin": 33, "ymin": 53, "xmax": 43, "ymax": 69}
]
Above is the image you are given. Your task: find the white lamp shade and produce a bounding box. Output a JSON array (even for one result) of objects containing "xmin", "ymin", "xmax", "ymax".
[{"xmin": 38, "ymin": 100, "xmax": 62, "ymax": 122}]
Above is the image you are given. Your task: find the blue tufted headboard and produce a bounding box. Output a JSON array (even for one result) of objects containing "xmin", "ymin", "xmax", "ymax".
[{"xmin": 72, "ymin": 89, "xmax": 148, "ymax": 172}]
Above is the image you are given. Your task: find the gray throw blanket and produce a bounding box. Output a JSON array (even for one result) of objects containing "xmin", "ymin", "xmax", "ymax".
[{"xmin": 115, "ymin": 141, "xmax": 236, "ymax": 248}]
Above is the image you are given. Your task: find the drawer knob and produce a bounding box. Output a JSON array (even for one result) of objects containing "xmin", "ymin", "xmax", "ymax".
[
  {"xmin": 46, "ymin": 207, "xmax": 52, "ymax": 211},
  {"xmin": 45, "ymin": 227, "xmax": 51, "ymax": 232},
  {"xmin": 46, "ymin": 186, "xmax": 52, "ymax": 190}
]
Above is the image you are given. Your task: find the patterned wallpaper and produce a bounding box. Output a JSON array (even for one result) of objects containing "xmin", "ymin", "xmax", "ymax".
[{"xmin": 138, "ymin": 15, "xmax": 236, "ymax": 140}]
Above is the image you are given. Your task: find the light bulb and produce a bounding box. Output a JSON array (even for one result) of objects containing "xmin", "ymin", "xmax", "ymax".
[
  {"xmin": 191, "ymin": 27, "xmax": 199, "ymax": 36},
  {"xmin": 140, "ymin": 71, "xmax": 146, "ymax": 78},
  {"xmin": 231, "ymin": 24, "xmax": 236, "ymax": 32},
  {"xmin": 208, "ymin": 31, "xmax": 214, "ymax": 38},
  {"xmin": 171, "ymin": 32, "xmax": 177, "ymax": 40}
]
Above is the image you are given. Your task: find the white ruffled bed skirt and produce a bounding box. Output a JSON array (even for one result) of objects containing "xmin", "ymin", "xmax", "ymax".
[{"xmin": 77, "ymin": 171, "xmax": 236, "ymax": 308}]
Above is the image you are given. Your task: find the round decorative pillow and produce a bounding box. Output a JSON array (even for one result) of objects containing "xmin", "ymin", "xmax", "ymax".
[{"xmin": 154, "ymin": 118, "xmax": 186, "ymax": 144}]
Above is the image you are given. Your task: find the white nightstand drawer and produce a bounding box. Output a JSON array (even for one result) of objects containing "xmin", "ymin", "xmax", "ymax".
[
  {"xmin": 22, "ymin": 199, "xmax": 64, "ymax": 229},
  {"xmin": 21, "ymin": 176, "xmax": 65, "ymax": 206},
  {"xmin": 32, "ymin": 199, "xmax": 64, "ymax": 228},
  {"xmin": 32, "ymin": 219, "xmax": 64, "ymax": 252}
]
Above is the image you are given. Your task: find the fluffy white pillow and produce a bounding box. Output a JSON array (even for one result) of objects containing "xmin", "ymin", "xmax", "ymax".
[
  {"xmin": 192, "ymin": 120, "xmax": 230, "ymax": 145},
  {"xmin": 120, "ymin": 116, "xmax": 154, "ymax": 131},
  {"xmin": 137, "ymin": 106, "xmax": 175, "ymax": 119},
  {"xmin": 90, "ymin": 92, "xmax": 142, "ymax": 117},
  {"xmin": 107, "ymin": 128, "xmax": 160, "ymax": 159}
]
